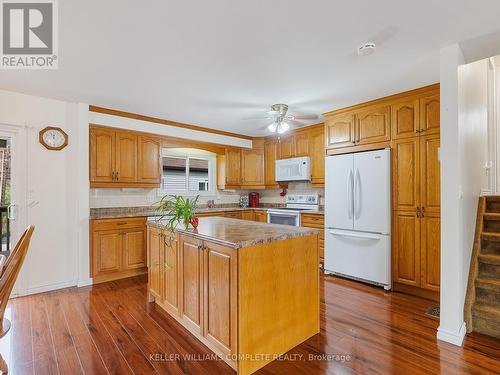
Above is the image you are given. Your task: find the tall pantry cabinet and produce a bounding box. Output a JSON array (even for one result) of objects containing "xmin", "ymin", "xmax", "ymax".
[{"xmin": 392, "ymin": 92, "xmax": 441, "ymax": 299}]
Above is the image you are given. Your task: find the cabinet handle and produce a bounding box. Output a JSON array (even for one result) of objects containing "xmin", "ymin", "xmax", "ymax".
[
  {"xmin": 416, "ymin": 207, "xmax": 421, "ymax": 218},
  {"xmin": 421, "ymin": 207, "xmax": 425, "ymax": 218},
  {"xmin": 198, "ymin": 245, "xmax": 203, "ymax": 251},
  {"xmin": 116, "ymin": 171, "xmax": 119, "ymax": 180},
  {"xmin": 112, "ymin": 171, "xmax": 115, "ymax": 180}
]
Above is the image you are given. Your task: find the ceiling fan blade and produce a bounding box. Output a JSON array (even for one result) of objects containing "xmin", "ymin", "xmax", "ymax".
[
  {"xmin": 286, "ymin": 114, "xmax": 319, "ymax": 120},
  {"xmin": 242, "ymin": 116, "xmax": 273, "ymax": 120}
]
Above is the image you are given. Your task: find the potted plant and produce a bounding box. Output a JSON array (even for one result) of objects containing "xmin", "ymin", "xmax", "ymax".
[{"xmin": 155, "ymin": 195, "xmax": 200, "ymax": 242}]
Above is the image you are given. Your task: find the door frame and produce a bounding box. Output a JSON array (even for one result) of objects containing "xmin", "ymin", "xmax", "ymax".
[{"xmin": 0, "ymin": 123, "xmax": 29, "ymax": 296}]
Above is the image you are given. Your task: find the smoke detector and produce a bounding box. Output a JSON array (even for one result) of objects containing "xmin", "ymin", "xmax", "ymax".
[{"xmin": 358, "ymin": 42, "xmax": 376, "ymax": 57}]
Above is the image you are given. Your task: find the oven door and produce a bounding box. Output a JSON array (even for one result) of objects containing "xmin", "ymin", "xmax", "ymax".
[{"xmin": 267, "ymin": 211, "xmax": 300, "ymax": 226}]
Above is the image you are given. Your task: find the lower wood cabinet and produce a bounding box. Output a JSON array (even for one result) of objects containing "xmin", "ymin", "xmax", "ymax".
[
  {"xmin": 91, "ymin": 217, "xmax": 147, "ymax": 283},
  {"xmin": 254, "ymin": 210, "xmax": 267, "ymax": 222},
  {"xmin": 301, "ymin": 213, "xmax": 324, "ymax": 263}
]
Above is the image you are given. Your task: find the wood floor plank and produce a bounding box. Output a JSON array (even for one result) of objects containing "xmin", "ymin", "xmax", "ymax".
[
  {"xmin": 44, "ymin": 291, "xmax": 84, "ymax": 375},
  {"xmin": 6, "ymin": 273, "xmax": 500, "ymax": 375},
  {"xmin": 70, "ymin": 289, "xmax": 134, "ymax": 375},
  {"xmin": 30, "ymin": 294, "xmax": 59, "ymax": 375}
]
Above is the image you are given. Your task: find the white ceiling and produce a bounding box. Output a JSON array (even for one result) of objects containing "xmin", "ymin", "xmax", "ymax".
[{"xmin": 2, "ymin": 0, "xmax": 500, "ymax": 136}]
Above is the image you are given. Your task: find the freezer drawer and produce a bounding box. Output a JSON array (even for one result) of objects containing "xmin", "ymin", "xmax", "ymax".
[{"xmin": 324, "ymin": 229, "xmax": 391, "ymax": 288}]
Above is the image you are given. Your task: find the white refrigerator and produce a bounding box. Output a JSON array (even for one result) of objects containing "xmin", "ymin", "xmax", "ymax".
[{"xmin": 324, "ymin": 149, "xmax": 391, "ymax": 290}]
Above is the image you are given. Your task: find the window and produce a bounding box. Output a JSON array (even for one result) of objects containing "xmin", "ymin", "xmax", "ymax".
[{"xmin": 160, "ymin": 148, "xmax": 215, "ymax": 195}]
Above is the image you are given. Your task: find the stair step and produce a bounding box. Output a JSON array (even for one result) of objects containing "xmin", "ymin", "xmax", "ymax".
[
  {"xmin": 472, "ymin": 303, "xmax": 500, "ymax": 339},
  {"xmin": 483, "ymin": 216, "xmax": 500, "ymax": 232},
  {"xmin": 476, "ymin": 277, "xmax": 500, "ymax": 290},
  {"xmin": 485, "ymin": 196, "xmax": 500, "ymax": 213},
  {"xmin": 479, "ymin": 261, "xmax": 500, "ymax": 279},
  {"xmin": 481, "ymin": 232, "xmax": 500, "ymax": 239},
  {"xmin": 479, "ymin": 253, "xmax": 500, "ymax": 265},
  {"xmin": 476, "ymin": 278, "xmax": 500, "ymax": 308}
]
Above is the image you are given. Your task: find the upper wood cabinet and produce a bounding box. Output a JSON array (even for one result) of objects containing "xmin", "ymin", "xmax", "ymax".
[
  {"xmin": 90, "ymin": 126, "xmax": 161, "ymax": 188},
  {"xmin": 90, "ymin": 127, "xmax": 115, "ymax": 183},
  {"xmin": 355, "ymin": 105, "xmax": 391, "ymax": 145},
  {"xmin": 420, "ymin": 134, "xmax": 441, "ymax": 215},
  {"xmin": 392, "ymin": 100, "xmax": 419, "ymax": 139},
  {"xmin": 295, "ymin": 136, "xmax": 309, "ymax": 157},
  {"xmin": 325, "ymin": 114, "xmax": 355, "ymax": 149},
  {"xmin": 279, "ymin": 136, "xmax": 296, "ymax": 159},
  {"xmin": 224, "ymin": 148, "xmax": 242, "ymax": 187},
  {"xmin": 264, "ymin": 140, "xmax": 279, "ymax": 188},
  {"xmin": 420, "ymin": 94, "xmax": 440, "ymax": 135},
  {"xmin": 393, "ymin": 137, "xmax": 420, "ymax": 212},
  {"xmin": 137, "ymin": 136, "xmax": 161, "ymax": 184},
  {"xmin": 241, "ymin": 148, "xmax": 265, "ymax": 187},
  {"xmin": 309, "ymin": 127, "xmax": 325, "ymax": 186}
]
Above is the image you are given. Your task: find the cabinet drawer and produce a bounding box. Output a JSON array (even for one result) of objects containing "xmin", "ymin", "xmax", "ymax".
[
  {"xmin": 225, "ymin": 211, "xmax": 242, "ymax": 219},
  {"xmin": 301, "ymin": 214, "xmax": 324, "ymax": 226},
  {"xmin": 92, "ymin": 217, "xmax": 146, "ymax": 231}
]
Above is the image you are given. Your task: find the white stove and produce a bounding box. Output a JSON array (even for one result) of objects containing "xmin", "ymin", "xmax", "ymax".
[{"xmin": 267, "ymin": 194, "xmax": 320, "ymax": 226}]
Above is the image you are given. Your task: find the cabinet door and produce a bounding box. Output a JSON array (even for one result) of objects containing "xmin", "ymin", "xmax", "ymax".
[
  {"xmin": 115, "ymin": 132, "xmax": 138, "ymax": 183},
  {"xmin": 137, "ymin": 136, "xmax": 161, "ymax": 184},
  {"xmin": 310, "ymin": 127, "xmax": 325, "ymax": 185},
  {"xmin": 421, "ymin": 212, "xmax": 440, "ymax": 291},
  {"xmin": 279, "ymin": 135, "xmax": 296, "ymax": 158},
  {"xmin": 420, "ymin": 135, "xmax": 441, "ymax": 215},
  {"xmin": 225, "ymin": 148, "xmax": 241, "ymax": 186},
  {"xmin": 264, "ymin": 140, "xmax": 279, "ymax": 187},
  {"xmin": 392, "ymin": 100, "xmax": 419, "ymax": 139},
  {"xmin": 241, "ymin": 211, "xmax": 254, "ymax": 221},
  {"xmin": 420, "ymin": 94, "xmax": 440, "ymax": 135},
  {"xmin": 123, "ymin": 228, "xmax": 146, "ymax": 270},
  {"xmin": 92, "ymin": 230, "xmax": 122, "ymax": 277},
  {"xmin": 325, "ymin": 114, "xmax": 355, "ymax": 149},
  {"xmin": 203, "ymin": 242, "xmax": 237, "ymax": 356},
  {"xmin": 163, "ymin": 234, "xmax": 180, "ymax": 316},
  {"xmin": 393, "ymin": 210, "xmax": 420, "ymax": 287},
  {"xmin": 295, "ymin": 134, "xmax": 309, "ymax": 157},
  {"xmin": 148, "ymin": 227, "xmax": 163, "ymax": 300},
  {"xmin": 224, "ymin": 211, "xmax": 242, "ymax": 219},
  {"xmin": 90, "ymin": 128, "xmax": 115, "ymax": 183},
  {"xmin": 179, "ymin": 235, "xmax": 204, "ymax": 335},
  {"xmin": 393, "ymin": 138, "xmax": 420, "ymax": 212},
  {"xmin": 254, "ymin": 211, "xmax": 267, "ymax": 222},
  {"xmin": 355, "ymin": 105, "xmax": 391, "ymax": 145},
  {"xmin": 241, "ymin": 149, "xmax": 264, "ymax": 187}
]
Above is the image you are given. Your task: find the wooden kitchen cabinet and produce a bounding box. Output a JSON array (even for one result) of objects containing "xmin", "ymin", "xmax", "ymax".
[
  {"xmin": 264, "ymin": 139, "xmax": 279, "ymax": 188},
  {"xmin": 91, "ymin": 217, "xmax": 147, "ymax": 284},
  {"xmin": 148, "ymin": 227, "xmax": 163, "ymax": 301},
  {"xmin": 393, "ymin": 210, "xmax": 421, "ymax": 287},
  {"xmin": 224, "ymin": 211, "xmax": 242, "ymax": 219},
  {"xmin": 163, "ymin": 234, "xmax": 180, "ymax": 316},
  {"xmin": 225, "ymin": 148, "xmax": 242, "ymax": 187},
  {"xmin": 420, "ymin": 211, "xmax": 441, "ymax": 291},
  {"xmin": 325, "ymin": 114, "xmax": 355, "ymax": 149},
  {"xmin": 392, "ymin": 100, "xmax": 419, "ymax": 139},
  {"xmin": 137, "ymin": 135, "xmax": 161, "ymax": 184},
  {"xmin": 355, "ymin": 105, "xmax": 391, "ymax": 145},
  {"xmin": 90, "ymin": 127, "xmax": 115, "ymax": 183},
  {"xmin": 295, "ymin": 135, "xmax": 309, "ymax": 157},
  {"xmin": 241, "ymin": 211, "xmax": 255, "ymax": 221},
  {"xmin": 203, "ymin": 241, "xmax": 237, "ymax": 355},
  {"xmin": 392, "ymin": 137, "xmax": 420, "ymax": 212},
  {"xmin": 420, "ymin": 94, "xmax": 440, "ymax": 135},
  {"xmin": 279, "ymin": 135, "xmax": 296, "ymax": 159},
  {"xmin": 179, "ymin": 235, "xmax": 204, "ymax": 335},
  {"xmin": 241, "ymin": 148, "xmax": 265, "ymax": 188},
  {"xmin": 90, "ymin": 126, "xmax": 161, "ymax": 188},
  {"xmin": 254, "ymin": 210, "xmax": 267, "ymax": 222},
  {"xmin": 309, "ymin": 126, "xmax": 325, "ymax": 186},
  {"xmin": 420, "ymin": 134, "xmax": 441, "ymax": 214},
  {"xmin": 301, "ymin": 213, "xmax": 325, "ymax": 263}
]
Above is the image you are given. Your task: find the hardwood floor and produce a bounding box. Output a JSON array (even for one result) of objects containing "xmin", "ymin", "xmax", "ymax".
[{"xmin": 2, "ymin": 273, "xmax": 500, "ymax": 375}]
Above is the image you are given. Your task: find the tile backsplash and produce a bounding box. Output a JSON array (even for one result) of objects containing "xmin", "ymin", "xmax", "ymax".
[{"xmin": 90, "ymin": 182, "xmax": 324, "ymax": 208}]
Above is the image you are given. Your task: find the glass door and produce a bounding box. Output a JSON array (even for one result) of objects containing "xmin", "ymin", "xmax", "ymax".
[{"xmin": 0, "ymin": 138, "xmax": 11, "ymax": 257}]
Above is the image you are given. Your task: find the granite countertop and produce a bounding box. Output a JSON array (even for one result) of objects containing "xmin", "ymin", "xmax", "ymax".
[{"xmin": 147, "ymin": 216, "xmax": 319, "ymax": 249}]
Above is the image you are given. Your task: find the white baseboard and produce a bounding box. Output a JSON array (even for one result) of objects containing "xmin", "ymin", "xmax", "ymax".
[
  {"xmin": 437, "ymin": 322, "xmax": 467, "ymax": 346},
  {"xmin": 24, "ymin": 279, "xmax": 78, "ymax": 296},
  {"xmin": 77, "ymin": 278, "xmax": 93, "ymax": 287}
]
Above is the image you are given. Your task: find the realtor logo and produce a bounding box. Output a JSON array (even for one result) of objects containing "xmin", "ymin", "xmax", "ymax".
[{"xmin": 1, "ymin": 0, "xmax": 58, "ymax": 69}]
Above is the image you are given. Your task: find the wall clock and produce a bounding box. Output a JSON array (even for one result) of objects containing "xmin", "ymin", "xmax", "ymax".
[{"xmin": 39, "ymin": 126, "xmax": 68, "ymax": 150}]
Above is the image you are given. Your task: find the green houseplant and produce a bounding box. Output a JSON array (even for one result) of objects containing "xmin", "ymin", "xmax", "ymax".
[{"xmin": 155, "ymin": 195, "xmax": 200, "ymax": 241}]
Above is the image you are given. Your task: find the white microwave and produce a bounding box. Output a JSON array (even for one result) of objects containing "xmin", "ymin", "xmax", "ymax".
[{"xmin": 275, "ymin": 157, "xmax": 311, "ymax": 182}]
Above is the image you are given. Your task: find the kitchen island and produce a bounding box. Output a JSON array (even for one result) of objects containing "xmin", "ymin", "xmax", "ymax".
[{"xmin": 147, "ymin": 217, "xmax": 320, "ymax": 375}]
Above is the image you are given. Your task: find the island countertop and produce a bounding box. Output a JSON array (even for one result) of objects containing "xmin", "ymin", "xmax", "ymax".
[{"xmin": 147, "ymin": 216, "xmax": 319, "ymax": 249}]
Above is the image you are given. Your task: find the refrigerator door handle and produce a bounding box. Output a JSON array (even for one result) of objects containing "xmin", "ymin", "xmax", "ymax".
[
  {"xmin": 347, "ymin": 169, "xmax": 354, "ymax": 219},
  {"xmin": 329, "ymin": 229, "xmax": 381, "ymax": 240},
  {"xmin": 354, "ymin": 169, "xmax": 361, "ymax": 219}
]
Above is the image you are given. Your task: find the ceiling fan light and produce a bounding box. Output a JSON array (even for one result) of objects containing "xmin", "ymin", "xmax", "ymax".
[
  {"xmin": 267, "ymin": 123, "xmax": 278, "ymax": 132},
  {"xmin": 277, "ymin": 122, "xmax": 290, "ymax": 134}
]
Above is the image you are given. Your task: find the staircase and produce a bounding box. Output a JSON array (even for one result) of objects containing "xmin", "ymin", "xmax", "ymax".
[{"xmin": 465, "ymin": 196, "xmax": 500, "ymax": 338}]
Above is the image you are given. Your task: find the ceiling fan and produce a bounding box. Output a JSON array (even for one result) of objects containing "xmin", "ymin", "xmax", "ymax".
[{"xmin": 244, "ymin": 104, "xmax": 319, "ymax": 134}]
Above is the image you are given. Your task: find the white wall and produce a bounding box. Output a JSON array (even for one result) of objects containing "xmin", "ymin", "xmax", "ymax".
[
  {"xmin": 438, "ymin": 44, "xmax": 467, "ymax": 346},
  {"xmin": 0, "ymin": 89, "xmax": 83, "ymax": 294},
  {"xmin": 439, "ymin": 48, "xmax": 493, "ymax": 346}
]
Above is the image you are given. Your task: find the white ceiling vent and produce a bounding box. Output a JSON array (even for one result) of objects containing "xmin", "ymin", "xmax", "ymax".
[{"xmin": 358, "ymin": 42, "xmax": 377, "ymax": 57}]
